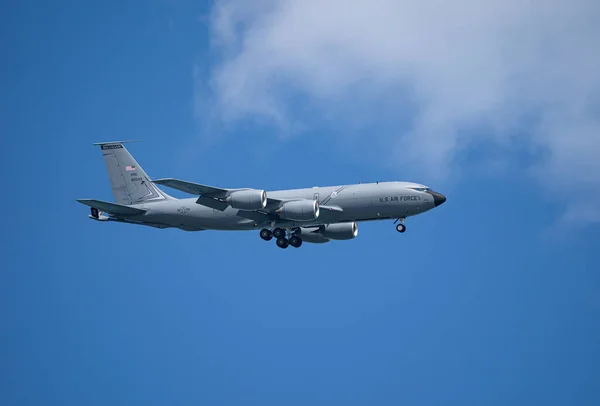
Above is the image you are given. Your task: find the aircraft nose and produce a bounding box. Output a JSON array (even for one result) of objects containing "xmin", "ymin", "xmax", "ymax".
[{"xmin": 428, "ymin": 191, "xmax": 446, "ymax": 207}]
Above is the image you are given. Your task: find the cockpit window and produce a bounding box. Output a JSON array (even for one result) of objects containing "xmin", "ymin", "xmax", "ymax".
[{"xmin": 410, "ymin": 187, "xmax": 430, "ymax": 192}]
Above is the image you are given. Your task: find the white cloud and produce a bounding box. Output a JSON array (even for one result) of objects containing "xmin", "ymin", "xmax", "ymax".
[{"xmin": 198, "ymin": 0, "xmax": 600, "ymax": 224}]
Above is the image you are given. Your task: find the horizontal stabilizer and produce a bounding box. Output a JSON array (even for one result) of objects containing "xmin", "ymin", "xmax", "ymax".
[
  {"xmin": 76, "ymin": 199, "xmax": 146, "ymax": 216},
  {"xmin": 152, "ymin": 178, "xmax": 232, "ymax": 197}
]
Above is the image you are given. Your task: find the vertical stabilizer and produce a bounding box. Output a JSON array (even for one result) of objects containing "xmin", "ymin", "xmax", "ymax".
[{"xmin": 93, "ymin": 141, "xmax": 172, "ymax": 205}]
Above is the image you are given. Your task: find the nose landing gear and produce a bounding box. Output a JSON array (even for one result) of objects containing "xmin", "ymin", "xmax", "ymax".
[{"xmin": 394, "ymin": 218, "xmax": 407, "ymax": 233}]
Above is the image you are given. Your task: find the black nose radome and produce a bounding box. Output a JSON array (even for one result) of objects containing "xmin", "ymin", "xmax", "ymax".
[
  {"xmin": 434, "ymin": 193, "xmax": 446, "ymax": 207},
  {"xmin": 427, "ymin": 191, "xmax": 447, "ymax": 207}
]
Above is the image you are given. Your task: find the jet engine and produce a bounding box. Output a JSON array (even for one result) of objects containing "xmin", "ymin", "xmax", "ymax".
[
  {"xmin": 226, "ymin": 189, "xmax": 267, "ymax": 210},
  {"xmin": 278, "ymin": 199, "xmax": 320, "ymax": 221},
  {"xmin": 320, "ymin": 222, "xmax": 358, "ymax": 240}
]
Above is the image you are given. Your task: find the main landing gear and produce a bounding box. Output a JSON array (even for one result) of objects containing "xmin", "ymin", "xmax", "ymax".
[
  {"xmin": 394, "ymin": 218, "xmax": 407, "ymax": 233},
  {"xmin": 289, "ymin": 236, "xmax": 302, "ymax": 248},
  {"xmin": 259, "ymin": 228, "xmax": 273, "ymax": 240},
  {"xmin": 260, "ymin": 228, "xmax": 303, "ymax": 249}
]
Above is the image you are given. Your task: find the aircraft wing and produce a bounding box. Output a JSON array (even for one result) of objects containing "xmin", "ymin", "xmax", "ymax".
[
  {"xmin": 153, "ymin": 178, "xmax": 246, "ymax": 211},
  {"xmin": 152, "ymin": 178, "xmax": 233, "ymax": 197},
  {"xmin": 236, "ymin": 210, "xmax": 274, "ymax": 223},
  {"xmin": 154, "ymin": 177, "xmax": 283, "ymax": 212},
  {"xmin": 264, "ymin": 197, "xmax": 285, "ymax": 210},
  {"xmin": 76, "ymin": 199, "xmax": 146, "ymax": 216},
  {"xmin": 152, "ymin": 178, "xmax": 344, "ymax": 217},
  {"xmin": 260, "ymin": 197, "xmax": 342, "ymax": 213},
  {"xmin": 319, "ymin": 205, "xmax": 343, "ymax": 213}
]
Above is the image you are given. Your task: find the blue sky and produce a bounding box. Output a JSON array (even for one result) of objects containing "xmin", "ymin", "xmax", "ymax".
[{"xmin": 1, "ymin": 1, "xmax": 599, "ymax": 405}]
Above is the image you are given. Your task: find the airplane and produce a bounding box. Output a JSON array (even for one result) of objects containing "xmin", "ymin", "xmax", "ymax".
[{"xmin": 77, "ymin": 141, "xmax": 446, "ymax": 248}]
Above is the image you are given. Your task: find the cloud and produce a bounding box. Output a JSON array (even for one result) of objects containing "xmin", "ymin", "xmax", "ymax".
[
  {"xmin": 560, "ymin": 203, "xmax": 600, "ymax": 226},
  {"xmin": 198, "ymin": 0, "xmax": 600, "ymax": 224}
]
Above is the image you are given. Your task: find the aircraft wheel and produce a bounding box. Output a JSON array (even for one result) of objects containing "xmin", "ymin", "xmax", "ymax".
[
  {"xmin": 276, "ymin": 237, "xmax": 289, "ymax": 249},
  {"xmin": 260, "ymin": 228, "xmax": 273, "ymax": 241},
  {"xmin": 289, "ymin": 236, "xmax": 303, "ymax": 248},
  {"xmin": 396, "ymin": 224, "xmax": 406, "ymax": 233},
  {"xmin": 273, "ymin": 228, "xmax": 286, "ymax": 239}
]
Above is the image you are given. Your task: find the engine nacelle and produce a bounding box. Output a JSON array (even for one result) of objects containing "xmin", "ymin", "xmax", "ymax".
[
  {"xmin": 226, "ymin": 189, "xmax": 267, "ymax": 210},
  {"xmin": 278, "ymin": 200, "xmax": 320, "ymax": 221},
  {"xmin": 320, "ymin": 222, "xmax": 358, "ymax": 240},
  {"xmin": 296, "ymin": 227, "xmax": 330, "ymax": 244}
]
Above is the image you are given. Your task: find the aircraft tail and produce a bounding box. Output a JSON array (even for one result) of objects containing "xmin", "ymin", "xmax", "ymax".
[{"xmin": 93, "ymin": 141, "xmax": 173, "ymax": 205}]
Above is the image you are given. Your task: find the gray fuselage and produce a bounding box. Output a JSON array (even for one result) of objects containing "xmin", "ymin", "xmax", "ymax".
[{"xmin": 131, "ymin": 181, "xmax": 441, "ymax": 231}]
